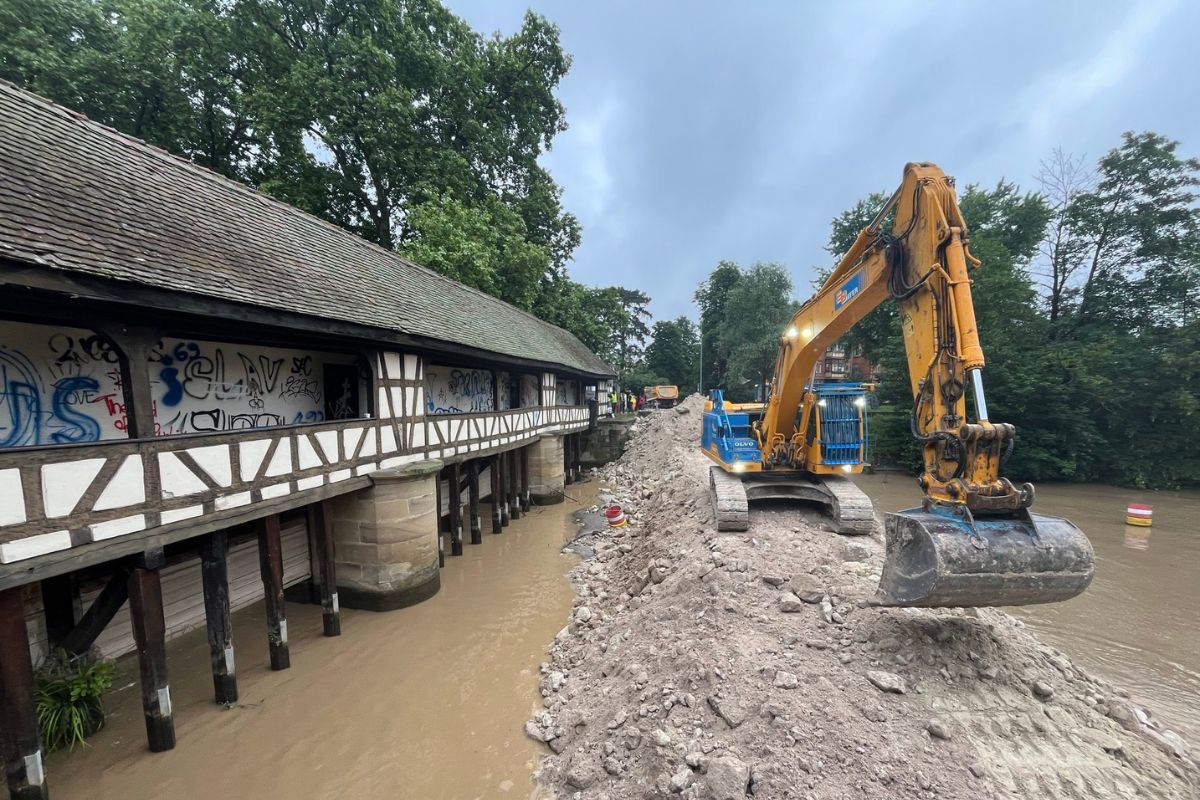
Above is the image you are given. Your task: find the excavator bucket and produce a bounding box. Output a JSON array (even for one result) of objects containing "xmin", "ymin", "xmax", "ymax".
[{"xmin": 875, "ymin": 506, "xmax": 1095, "ymax": 607}]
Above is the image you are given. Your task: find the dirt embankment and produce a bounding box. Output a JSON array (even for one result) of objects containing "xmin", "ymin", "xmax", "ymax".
[{"xmin": 528, "ymin": 394, "xmax": 1197, "ymax": 799}]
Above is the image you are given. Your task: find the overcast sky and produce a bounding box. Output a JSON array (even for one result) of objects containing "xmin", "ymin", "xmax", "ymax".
[{"xmin": 444, "ymin": 0, "xmax": 1199, "ymax": 323}]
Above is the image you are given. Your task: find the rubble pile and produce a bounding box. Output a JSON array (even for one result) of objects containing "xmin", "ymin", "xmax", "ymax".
[{"xmin": 530, "ymin": 394, "xmax": 1196, "ymax": 799}]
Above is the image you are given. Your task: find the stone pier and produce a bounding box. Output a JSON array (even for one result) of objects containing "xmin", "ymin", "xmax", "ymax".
[
  {"xmin": 329, "ymin": 460, "xmax": 443, "ymax": 611},
  {"xmin": 528, "ymin": 435, "xmax": 566, "ymax": 505}
]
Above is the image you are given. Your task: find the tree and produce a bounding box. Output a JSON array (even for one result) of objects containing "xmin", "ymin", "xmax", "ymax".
[
  {"xmin": 715, "ymin": 263, "xmax": 796, "ymax": 399},
  {"xmin": 1036, "ymin": 148, "xmax": 1094, "ymax": 322},
  {"xmin": 693, "ymin": 261, "xmax": 741, "ymax": 392},
  {"xmin": 608, "ymin": 288, "xmax": 652, "ymax": 387},
  {"xmin": 645, "ymin": 316, "xmax": 699, "ymax": 390}
]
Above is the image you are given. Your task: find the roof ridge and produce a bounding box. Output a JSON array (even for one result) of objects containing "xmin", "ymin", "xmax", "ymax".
[{"xmin": 0, "ymin": 79, "xmax": 603, "ymax": 360}]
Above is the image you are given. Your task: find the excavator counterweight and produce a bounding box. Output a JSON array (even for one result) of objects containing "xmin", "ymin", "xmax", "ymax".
[{"xmin": 701, "ymin": 162, "xmax": 1095, "ymax": 608}]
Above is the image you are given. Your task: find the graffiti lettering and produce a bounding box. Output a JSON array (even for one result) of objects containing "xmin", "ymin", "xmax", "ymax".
[{"xmin": 426, "ymin": 366, "xmax": 494, "ymax": 415}]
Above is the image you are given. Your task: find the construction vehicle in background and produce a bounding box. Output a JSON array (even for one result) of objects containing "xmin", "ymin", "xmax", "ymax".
[
  {"xmin": 701, "ymin": 162, "xmax": 1095, "ymax": 608},
  {"xmin": 644, "ymin": 385, "xmax": 680, "ymax": 408}
]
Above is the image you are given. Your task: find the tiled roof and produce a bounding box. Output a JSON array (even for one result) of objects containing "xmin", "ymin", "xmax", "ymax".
[{"xmin": 0, "ymin": 81, "xmax": 613, "ymax": 376}]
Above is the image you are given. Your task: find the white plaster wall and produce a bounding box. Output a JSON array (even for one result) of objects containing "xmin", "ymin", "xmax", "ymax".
[
  {"xmin": 425, "ymin": 364, "xmax": 494, "ymax": 414},
  {"xmin": 557, "ymin": 379, "xmax": 579, "ymax": 406}
]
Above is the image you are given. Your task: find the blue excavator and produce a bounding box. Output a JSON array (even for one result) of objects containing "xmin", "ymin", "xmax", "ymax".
[{"xmin": 702, "ymin": 163, "xmax": 1095, "ymax": 608}]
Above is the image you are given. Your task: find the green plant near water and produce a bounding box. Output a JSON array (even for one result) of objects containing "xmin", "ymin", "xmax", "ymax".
[{"xmin": 34, "ymin": 649, "xmax": 116, "ymax": 751}]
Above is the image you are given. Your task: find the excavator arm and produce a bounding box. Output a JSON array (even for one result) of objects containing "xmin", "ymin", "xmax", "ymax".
[
  {"xmin": 761, "ymin": 162, "xmax": 1023, "ymax": 511},
  {"xmin": 705, "ymin": 162, "xmax": 1094, "ymax": 607}
]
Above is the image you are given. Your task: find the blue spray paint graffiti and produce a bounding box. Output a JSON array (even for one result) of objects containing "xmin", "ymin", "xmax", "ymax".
[
  {"xmin": 0, "ymin": 344, "xmax": 113, "ymax": 447},
  {"xmin": 426, "ymin": 366, "xmax": 494, "ymax": 415}
]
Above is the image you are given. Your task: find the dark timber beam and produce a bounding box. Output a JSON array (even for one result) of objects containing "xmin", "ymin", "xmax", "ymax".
[
  {"xmin": 103, "ymin": 325, "xmax": 159, "ymax": 441},
  {"xmin": 59, "ymin": 567, "xmax": 130, "ymax": 656},
  {"xmin": 40, "ymin": 572, "xmax": 80, "ymax": 648},
  {"xmin": 564, "ymin": 435, "xmax": 575, "ymax": 486},
  {"xmin": 467, "ymin": 461, "xmax": 482, "ymax": 545},
  {"xmin": 507, "ymin": 449, "xmax": 521, "ymax": 520},
  {"xmin": 489, "ymin": 458, "xmax": 502, "ymax": 534},
  {"xmin": 200, "ymin": 531, "xmax": 237, "ymax": 704},
  {"xmin": 499, "ymin": 453, "xmax": 510, "ymax": 528},
  {"xmin": 127, "ymin": 548, "xmax": 176, "ymax": 752},
  {"xmin": 313, "ymin": 501, "xmax": 341, "ymax": 636},
  {"xmin": 0, "ymin": 587, "xmax": 48, "ymax": 800},
  {"xmin": 257, "ymin": 516, "xmax": 290, "ymax": 671},
  {"xmin": 520, "ymin": 446, "xmax": 531, "ymax": 512},
  {"xmin": 447, "ymin": 463, "xmax": 464, "ymax": 556},
  {"xmin": 435, "ymin": 471, "xmax": 447, "ymax": 566}
]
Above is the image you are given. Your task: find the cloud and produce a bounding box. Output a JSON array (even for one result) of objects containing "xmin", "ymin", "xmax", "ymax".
[{"xmin": 445, "ymin": 0, "xmax": 1199, "ymax": 322}]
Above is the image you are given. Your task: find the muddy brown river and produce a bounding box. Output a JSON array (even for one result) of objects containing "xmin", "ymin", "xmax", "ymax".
[
  {"xmin": 49, "ymin": 485, "xmax": 593, "ymax": 799},
  {"xmin": 853, "ymin": 472, "xmax": 1200, "ymax": 742}
]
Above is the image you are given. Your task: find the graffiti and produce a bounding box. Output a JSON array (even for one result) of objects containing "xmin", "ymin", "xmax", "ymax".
[
  {"xmin": 328, "ymin": 377, "xmax": 354, "ymax": 420},
  {"xmin": 1, "ymin": 340, "xmax": 115, "ymax": 447},
  {"xmin": 1, "ymin": 321, "xmax": 355, "ymax": 447},
  {"xmin": 425, "ymin": 366, "xmax": 494, "ymax": 415}
]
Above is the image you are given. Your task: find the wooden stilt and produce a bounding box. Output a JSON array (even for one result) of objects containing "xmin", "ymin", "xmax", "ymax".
[
  {"xmin": 564, "ymin": 434, "xmax": 575, "ymax": 486},
  {"xmin": 200, "ymin": 531, "xmax": 238, "ymax": 704},
  {"xmin": 520, "ymin": 446, "xmax": 531, "ymax": 512},
  {"xmin": 40, "ymin": 573, "xmax": 79, "ymax": 649},
  {"xmin": 0, "ymin": 587, "xmax": 48, "ymax": 799},
  {"xmin": 508, "ymin": 449, "xmax": 521, "ymax": 520},
  {"xmin": 499, "ymin": 452, "xmax": 511, "ymax": 527},
  {"xmin": 127, "ymin": 550, "xmax": 176, "ymax": 752},
  {"xmin": 435, "ymin": 471, "xmax": 446, "ymax": 567},
  {"xmin": 258, "ymin": 515, "xmax": 291, "ymax": 671},
  {"xmin": 314, "ymin": 501, "xmax": 341, "ymax": 636},
  {"xmin": 447, "ymin": 462, "xmax": 464, "ymax": 556},
  {"xmin": 490, "ymin": 457, "xmax": 503, "ymax": 534},
  {"xmin": 468, "ymin": 461, "xmax": 482, "ymax": 545},
  {"xmin": 572, "ymin": 433, "xmax": 583, "ymax": 482}
]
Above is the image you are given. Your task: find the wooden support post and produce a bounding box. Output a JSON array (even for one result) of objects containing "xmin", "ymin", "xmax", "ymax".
[
  {"xmin": 490, "ymin": 457, "xmax": 503, "ymax": 534},
  {"xmin": 127, "ymin": 549, "xmax": 176, "ymax": 752},
  {"xmin": 520, "ymin": 446, "xmax": 531, "ymax": 512},
  {"xmin": 564, "ymin": 434, "xmax": 575, "ymax": 486},
  {"xmin": 257, "ymin": 515, "xmax": 291, "ymax": 671},
  {"xmin": 200, "ymin": 531, "xmax": 237, "ymax": 705},
  {"xmin": 0, "ymin": 588, "xmax": 48, "ymax": 800},
  {"xmin": 435, "ymin": 471, "xmax": 446, "ymax": 567},
  {"xmin": 508, "ymin": 449, "xmax": 521, "ymax": 521},
  {"xmin": 468, "ymin": 461, "xmax": 482, "ymax": 545},
  {"xmin": 499, "ymin": 452, "xmax": 510, "ymax": 528},
  {"xmin": 40, "ymin": 573, "xmax": 79, "ymax": 648},
  {"xmin": 313, "ymin": 501, "xmax": 341, "ymax": 636},
  {"xmin": 572, "ymin": 433, "xmax": 582, "ymax": 482},
  {"xmin": 447, "ymin": 462, "xmax": 464, "ymax": 556}
]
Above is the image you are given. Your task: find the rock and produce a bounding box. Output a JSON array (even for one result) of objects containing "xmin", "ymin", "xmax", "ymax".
[
  {"xmin": 652, "ymin": 729, "xmax": 672, "ymax": 747},
  {"xmin": 761, "ymin": 575, "xmax": 786, "ymax": 587},
  {"xmin": 670, "ymin": 767, "xmax": 694, "ymax": 793},
  {"xmin": 787, "ymin": 574, "xmax": 825, "ymax": 603},
  {"xmin": 624, "ymin": 726, "xmax": 642, "ymax": 749},
  {"xmin": 675, "ymin": 405, "xmax": 691, "ymax": 414},
  {"xmin": 842, "ymin": 542, "xmax": 872, "ymax": 562},
  {"xmin": 778, "ymin": 593, "xmax": 804, "ymax": 613},
  {"xmin": 524, "ymin": 720, "xmax": 546, "ymax": 743},
  {"xmin": 650, "ymin": 565, "xmax": 667, "ymax": 584},
  {"xmin": 686, "ymin": 751, "xmax": 703, "ymax": 768},
  {"xmin": 862, "ymin": 706, "xmax": 887, "ymax": 723},
  {"xmin": 866, "ymin": 671, "xmax": 907, "ymax": 694},
  {"xmin": 603, "ymin": 756, "xmax": 622, "ymax": 776},
  {"xmin": 926, "ymin": 719, "xmax": 951, "ymax": 740},
  {"xmin": 773, "ymin": 670, "xmax": 799, "ymax": 689},
  {"xmin": 1031, "ymin": 680, "xmax": 1054, "ymax": 700},
  {"xmin": 575, "ymin": 606, "xmax": 593, "ymax": 624},
  {"xmin": 707, "ymin": 695, "xmax": 753, "ymax": 729},
  {"xmin": 701, "ymin": 755, "xmax": 751, "ymax": 800},
  {"xmin": 548, "ymin": 671, "xmax": 566, "ymax": 691},
  {"xmin": 968, "ymin": 762, "xmax": 987, "ymax": 779},
  {"xmin": 820, "ymin": 596, "xmax": 836, "ymax": 624},
  {"xmin": 566, "ymin": 766, "xmax": 595, "ymax": 789}
]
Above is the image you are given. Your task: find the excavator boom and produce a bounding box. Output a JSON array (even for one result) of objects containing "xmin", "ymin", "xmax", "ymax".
[{"xmin": 703, "ymin": 163, "xmax": 1095, "ymax": 607}]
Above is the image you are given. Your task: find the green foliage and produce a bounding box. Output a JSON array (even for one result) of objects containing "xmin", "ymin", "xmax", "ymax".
[
  {"xmin": 645, "ymin": 316, "xmax": 699, "ymax": 390},
  {"xmin": 693, "ymin": 261, "xmax": 742, "ymax": 391},
  {"xmin": 0, "ymin": 0, "xmax": 593, "ymax": 318},
  {"xmin": 35, "ymin": 649, "xmax": 116, "ymax": 752},
  {"xmin": 709, "ymin": 263, "xmax": 797, "ymax": 401}
]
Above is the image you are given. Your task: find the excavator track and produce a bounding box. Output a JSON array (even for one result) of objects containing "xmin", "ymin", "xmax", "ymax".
[
  {"xmin": 709, "ymin": 466, "xmax": 750, "ymax": 531},
  {"xmin": 709, "ymin": 466, "xmax": 875, "ymax": 534}
]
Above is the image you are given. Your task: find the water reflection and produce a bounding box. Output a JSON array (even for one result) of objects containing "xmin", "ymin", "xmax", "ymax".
[{"xmin": 1124, "ymin": 524, "xmax": 1151, "ymax": 551}]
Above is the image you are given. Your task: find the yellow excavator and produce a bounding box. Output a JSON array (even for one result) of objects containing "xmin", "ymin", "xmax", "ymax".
[{"xmin": 701, "ymin": 162, "xmax": 1095, "ymax": 607}]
